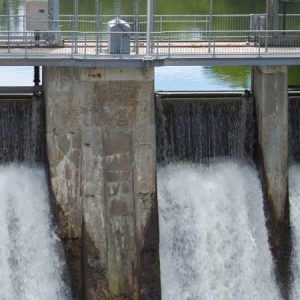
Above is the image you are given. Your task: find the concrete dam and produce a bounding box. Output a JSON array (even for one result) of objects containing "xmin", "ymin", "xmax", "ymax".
[{"xmin": 2, "ymin": 66, "xmax": 300, "ymax": 300}]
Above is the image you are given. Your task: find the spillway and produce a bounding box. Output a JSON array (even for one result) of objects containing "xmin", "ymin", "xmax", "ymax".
[
  {"xmin": 0, "ymin": 164, "xmax": 70, "ymax": 300},
  {"xmin": 156, "ymin": 94, "xmax": 280, "ymax": 299},
  {"xmin": 0, "ymin": 96, "xmax": 44, "ymax": 163},
  {"xmin": 156, "ymin": 94, "xmax": 254, "ymax": 164},
  {"xmin": 289, "ymin": 97, "xmax": 300, "ymax": 299},
  {"xmin": 288, "ymin": 164, "xmax": 300, "ymax": 299},
  {"xmin": 0, "ymin": 94, "xmax": 70, "ymax": 299},
  {"xmin": 158, "ymin": 161, "xmax": 280, "ymax": 300}
]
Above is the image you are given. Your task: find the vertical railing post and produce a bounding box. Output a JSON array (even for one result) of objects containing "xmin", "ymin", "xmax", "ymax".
[
  {"xmin": 156, "ymin": 32, "xmax": 159, "ymax": 57},
  {"xmin": 120, "ymin": 30, "xmax": 123, "ymax": 59},
  {"xmin": 25, "ymin": 32, "xmax": 28, "ymax": 58},
  {"xmin": 258, "ymin": 33, "xmax": 261, "ymax": 57},
  {"xmin": 146, "ymin": 0, "xmax": 153, "ymax": 57},
  {"xmin": 7, "ymin": 0, "xmax": 11, "ymax": 32},
  {"xmin": 7, "ymin": 31, "xmax": 10, "ymax": 54},
  {"xmin": 134, "ymin": 0, "xmax": 140, "ymax": 54},
  {"xmin": 71, "ymin": 31, "xmax": 74, "ymax": 57},
  {"xmin": 75, "ymin": 31, "xmax": 78, "ymax": 55},
  {"xmin": 75, "ymin": 0, "xmax": 79, "ymax": 31},
  {"xmin": 265, "ymin": 30, "xmax": 269, "ymax": 53},
  {"xmin": 23, "ymin": 0, "xmax": 26, "ymax": 32},
  {"xmin": 96, "ymin": 0, "xmax": 100, "ymax": 55},
  {"xmin": 84, "ymin": 32, "xmax": 87, "ymax": 57},
  {"xmin": 48, "ymin": 0, "xmax": 60, "ymax": 44},
  {"xmin": 96, "ymin": 32, "xmax": 99, "ymax": 56},
  {"xmin": 168, "ymin": 32, "xmax": 170, "ymax": 57},
  {"xmin": 208, "ymin": 0, "xmax": 213, "ymax": 53},
  {"xmin": 7, "ymin": 0, "xmax": 11, "ymax": 54},
  {"xmin": 73, "ymin": 0, "xmax": 79, "ymax": 54},
  {"xmin": 213, "ymin": 32, "xmax": 216, "ymax": 56},
  {"xmin": 99, "ymin": 32, "xmax": 102, "ymax": 54}
]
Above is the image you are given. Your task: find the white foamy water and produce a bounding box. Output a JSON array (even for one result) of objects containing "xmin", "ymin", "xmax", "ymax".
[
  {"xmin": 158, "ymin": 160, "xmax": 279, "ymax": 300},
  {"xmin": 0, "ymin": 164, "xmax": 69, "ymax": 300},
  {"xmin": 289, "ymin": 164, "xmax": 300, "ymax": 299}
]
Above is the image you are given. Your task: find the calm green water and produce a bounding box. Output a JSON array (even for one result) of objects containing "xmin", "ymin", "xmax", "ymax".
[
  {"xmin": 1, "ymin": 0, "xmax": 300, "ymax": 89},
  {"xmin": 59, "ymin": 0, "xmax": 264, "ymax": 15}
]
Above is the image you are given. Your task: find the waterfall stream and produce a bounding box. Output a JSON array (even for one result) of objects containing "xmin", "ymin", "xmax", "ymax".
[
  {"xmin": 156, "ymin": 95, "xmax": 280, "ymax": 299},
  {"xmin": 0, "ymin": 96, "xmax": 69, "ymax": 299},
  {"xmin": 0, "ymin": 164, "xmax": 69, "ymax": 300},
  {"xmin": 0, "ymin": 98, "xmax": 44, "ymax": 163},
  {"xmin": 288, "ymin": 164, "xmax": 300, "ymax": 299},
  {"xmin": 158, "ymin": 161, "xmax": 280, "ymax": 300}
]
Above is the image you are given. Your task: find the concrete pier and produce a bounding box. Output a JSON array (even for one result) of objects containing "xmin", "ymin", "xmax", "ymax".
[
  {"xmin": 254, "ymin": 66, "xmax": 288, "ymax": 223},
  {"xmin": 254, "ymin": 65, "xmax": 291, "ymax": 299},
  {"xmin": 43, "ymin": 67, "xmax": 160, "ymax": 299}
]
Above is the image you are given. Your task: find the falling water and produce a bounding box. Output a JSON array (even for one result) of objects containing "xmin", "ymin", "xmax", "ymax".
[
  {"xmin": 0, "ymin": 164, "xmax": 70, "ymax": 300},
  {"xmin": 288, "ymin": 165, "xmax": 300, "ymax": 300},
  {"xmin": 158, "ymin": 161, "xmax": 280, "ymax": 300},
  {"xmin": 156, "ymin": 95, "xmax": 280, "ymax": 299},
  {"xmin": 288, "ymin": 96, "xmax": 300, "ymax": 299},
  {"xmin": 0, "ymin": 95, "xmax": 70, "ymax": 299},
  {"xmin": 0, "ymin": 96, "xmax": 44, "ymax": 163},
  {"xmin": 156, "ymin": 96, "xmax": 255, "ymax": 164}
]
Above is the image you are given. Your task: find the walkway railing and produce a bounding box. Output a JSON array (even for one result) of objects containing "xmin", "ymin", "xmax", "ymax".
[
  {"xmin": 0, "ymin": 30, "xmax": 299, "ymax": 59},
  {"xmin": 0, "ymin": 14, "xmax": 299, "ymax": 62}
]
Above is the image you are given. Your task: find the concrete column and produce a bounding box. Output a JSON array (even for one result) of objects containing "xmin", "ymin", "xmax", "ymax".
[
  {"xmin": 254, "ymin": 65, "xmax": 291, "ymax": 300},
  {"xmin": 253, "ymin": 66, "xmax": 288, "ymax": 223},
  {"xmin": 267, "ymin": 0, "xmax": 280, "ymax": 30},
  {"xmin": 43, "ymin": 67, "xmax": 160, "ymax": 300}
]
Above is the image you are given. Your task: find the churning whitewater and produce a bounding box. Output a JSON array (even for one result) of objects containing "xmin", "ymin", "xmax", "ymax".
[
  {"xmin": 158, "ymin": 160, "xmax": 280, "ymax": 300},
  {"xmin": 0, "ymin": 164, "xmax": 69, "ymax": 300},
  {"xmin": 289, "ymin": 164, "xmax": 300, "ymax": 299}
]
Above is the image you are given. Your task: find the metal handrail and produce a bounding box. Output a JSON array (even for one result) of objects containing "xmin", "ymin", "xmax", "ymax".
[{"xmin": 0, "ymin": 29, "xmax": 298, "ymax": 58}]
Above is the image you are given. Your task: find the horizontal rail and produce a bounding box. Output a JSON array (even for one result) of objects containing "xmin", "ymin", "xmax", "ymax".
[
  {"xmin": 156, "ymin": 90, "xmax": 300, "ymax": 99},
  {"xmin": 156, "ymin": 91, "xmax": 248, "ymax": 98}
]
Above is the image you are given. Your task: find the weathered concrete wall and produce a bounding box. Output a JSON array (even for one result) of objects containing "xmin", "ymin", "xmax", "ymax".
[
  {"xmin": 254, "ymin": 66, "xmax": 291, "ymax": 299},
  {"xmin": 43, "ymin": 67, "xmax": 160, "ymax": 300},
  {"xmin": 254, "ymin": 66, "xmax": 288, "ymax": 223}
]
